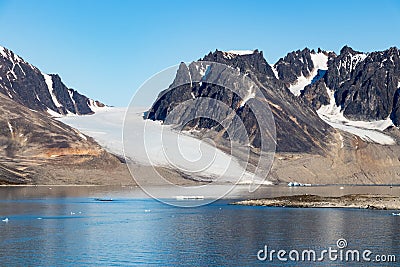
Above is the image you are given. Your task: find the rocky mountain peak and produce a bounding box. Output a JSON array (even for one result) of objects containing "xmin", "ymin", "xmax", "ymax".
[
  {"xmin": 272, "ymin": 47, "xmax": 334, "ymax": 96},
  {"xmin": 339, "ymin": 45, "xmax": 359, "ymax": 55},
  {"xmin": 148, "ymin": 49, "xmax": 333, "ymax": 154},
  {"xmin": 300, "ymin": 46, "xmax": 400, "ymax": 126},
  {"xmin": 274, "ymin": 48, "xmax": 316, "ymax": 85},
  {"xmin": 201, "ymin": 49, "xmax": 276, "ymax": 79},
  {"xmin": 0, "ymin": 45, "xmax": 104, "ymax": 116}
]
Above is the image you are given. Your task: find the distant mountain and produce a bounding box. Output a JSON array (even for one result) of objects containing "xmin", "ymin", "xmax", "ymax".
[{"xmin": 0, "ymin": 45, "xmax": 104, "ymax": 115}]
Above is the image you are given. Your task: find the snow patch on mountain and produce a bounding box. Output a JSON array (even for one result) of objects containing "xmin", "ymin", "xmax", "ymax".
[
  {"xmin": 289, "ymin": 52, "xmax": 328, "ymax": 96},
  {"xmin": 0, "ymin": 46, "xmax": 7, "ymax": 58},
  {"xmin": 68, "ymin": 90, "xmax": 76, "ymax": 106},
  {"xmin": 222, "ymin": 50, "xmax": 255, "ymax": 59},
  {"xmin": 227, "ymin": 50, "xmax": 255, "ymax": 55},
  {"xmin": 239, "ymin": 84, "xmax": 256, "ymax": 108},
  {"xmin": 47, "ymin": 108, "xmax": 63, "ymax": 118},
  {"xmin": 339, "ymin": 52, "xmax": 367, "ymax": 73},
  {"xmin": 88, "ymin": 99, "xmax": 104, "ymax": 113},
  {"xmin": 270, "ymin": 64, "xmax": 279, "ymax": 79},
  {"xmin": 311, "ymin": 52, "xmax": 329, "ymax": 70},
  {"xmin": 317, "ymin": 86, "xmax": 395, "ymax": 145},
  {"xmin": 289, "ymin": 75, "xmax": 313, "ymax": 96},
  {"xmin": 42, "ymin": 73, "xmax": 62, "ymax": 108}
]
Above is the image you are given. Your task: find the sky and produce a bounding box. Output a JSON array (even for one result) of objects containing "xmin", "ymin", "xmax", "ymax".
[{"xmin": 0, "ymin": 0, "xmax": 399, "ymax": 106}]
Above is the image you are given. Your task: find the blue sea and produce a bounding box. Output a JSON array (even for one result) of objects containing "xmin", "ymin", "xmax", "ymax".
[{"xmin": 0, "ymin": 186, "xmax": 399, "ymax": 266}]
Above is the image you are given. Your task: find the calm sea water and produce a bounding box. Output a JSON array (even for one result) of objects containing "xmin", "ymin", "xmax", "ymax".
[{"xmin": 0, "ymin": 186, "xmax": 399, "ymax": 266}]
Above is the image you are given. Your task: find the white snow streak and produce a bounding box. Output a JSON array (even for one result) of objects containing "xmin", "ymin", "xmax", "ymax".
[
  {"xmin": 7, "ymin": 121, "xmax": 13, "ymax": 137},
  {"xmin": 46, "ymin": 108, "xmax": 63, "ymax": 117},
  {"xmin": 0, "ymin": 46, "xmax": 7, "ymax": 58},
  {"xmin": 289, "ymin": 75, "xmax": 312, "ymax": 96},
  {"xmin": 270, "ymin": 64, "xmax": 279, "ymax": 79},
  {"xmin": 43, "ymin": 73, "xmax": 62, "ymax": 108},
  {"xmin": 222, "ymin": 50, "xmax": 255, "ymax": 59},
  {"xmin": 226, "ymin": 50, "xmax": 255, "ymax": 55},
  {"xmin": 68, "ymin": 90, "xmax": 76, "ymax": 105},
  {"xmin": 78, "ymin": 132, "xmax": 87, "ymax": 141},
  {"xmin": 199, "ymin": 64, "xmax": 210, "ymax": 77},
  {"xmin": 185, "ymin": 64, "xmax": 192, "ymax": 87},
  {"xmin": 240, "ymin": 84, "xmax": 255, "ymax": 107},
  {"xmin": 88, "ymin": 99, "xmax": 106, "ymax": 113},
  {"xmin": 338, "ymin": 53, "xmax": 367, "ymax": 74}
]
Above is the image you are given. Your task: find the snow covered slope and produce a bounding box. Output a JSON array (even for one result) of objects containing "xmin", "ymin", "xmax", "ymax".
[{"xmin": 317, "ymin": 87, "xmax": 395, "ymax": 145}]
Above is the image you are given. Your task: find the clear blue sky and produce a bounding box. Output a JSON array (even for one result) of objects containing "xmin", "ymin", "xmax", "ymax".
[{"xmin": 0, "ymin": 0, "xmax": 399, "ymax": 106}]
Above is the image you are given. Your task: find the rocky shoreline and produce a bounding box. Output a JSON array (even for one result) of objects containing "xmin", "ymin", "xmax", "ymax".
[{"xmin": 232, "ymin": 194, "xmax": 400, "ymax": 210}]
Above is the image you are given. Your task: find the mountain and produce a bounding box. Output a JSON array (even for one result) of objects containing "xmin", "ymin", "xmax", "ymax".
[
  {"xmin": 0, "ymin": 92, "xmax": 131, "ymax": 185},
  {"xmin": 273, "ymin": 48, "xmax": 335, "ymax": 96},
  {"xmin": 0, "ymin": 45, "xmax": 132, "ymax": 185},
  {"xmin": 275, "ymin": 45, "xmax": 400, "ymax": 127},
  {"xmin": 0, "ymin": 45, "xmax": 104, "ymax": 115},
  {"xmin": 147, "ymin": 48, "xmax": 400, "ymax": 185},
  {"xmin": 147, "ymin": 49, "xmax": 333, "ymax": 154}
]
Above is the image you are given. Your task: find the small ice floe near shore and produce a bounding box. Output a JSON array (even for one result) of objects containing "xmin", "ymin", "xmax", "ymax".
[
  {"xmin": 176, "ymin": 196, "xmax": 205, "ymax": 200},
  {"xmin": 287, "ymin": 182, "xmax": 311, "ymax": 187},
  {"xmin": 94, "ymin": 198, "xmax": 113, "ymax": 202}
]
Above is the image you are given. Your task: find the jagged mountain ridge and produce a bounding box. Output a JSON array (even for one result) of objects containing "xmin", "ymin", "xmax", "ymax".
[
  {"xmin": 273, "ymin": 48, "xmax": 335, "ymax": 86},
  {"xmin": 276, "ymin": 45, "xmax": 400, "ymax": 126},
  {"xmin": 0, "ymin": 45, "xmax": 104, "ymax": 115},
  {"xmin": 148, "ymin": 46, "xmax": 400, "ymax": 154},
  {"xmin": 148, "ymin": 50, "xmax": 334, "ymax": 154},
  {"xmin": 147, "ymin": 48, "xmax": 400, "ymax": 185}
]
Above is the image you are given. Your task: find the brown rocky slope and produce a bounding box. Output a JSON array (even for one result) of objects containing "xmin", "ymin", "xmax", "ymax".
[{"xmin": 0, "ymin": 93, "xmax": 132, "ymax": 185}]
